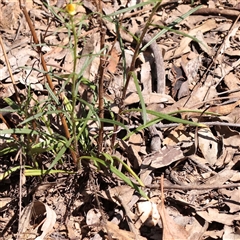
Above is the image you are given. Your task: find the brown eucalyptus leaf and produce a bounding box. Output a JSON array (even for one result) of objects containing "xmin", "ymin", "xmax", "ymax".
[
  {"xmin": 208, "ymin": 100, "xmax": 240, "ymax": 115},
  {"xmin": 197, "ymin": 208, "xmax": 240, "ymax": 225},
  {"xmin": 142, "ymin": 146, "xmax": 184, "ymax": 169}
]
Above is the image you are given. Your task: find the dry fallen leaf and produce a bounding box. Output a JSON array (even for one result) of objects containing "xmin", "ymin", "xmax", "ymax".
[
  {"xmin": 219, "ymin": 189, "xmax": 240, "ymax": 213},
  {"xmin": 155, "ymin": 176, "xmax": 190, "ymax": 240},
  {"xmin": 163, "ymin": 124, "xmax": 194, "ymax": 146},
  {"xmin": 222, "ymin": 225, "xmax": 240, "ymax": 240},
  {"xmin": 18, "ymin": 200, "xmax": 56, "ymax": 240},
  {"xmin": 137, "ymin": 201, "xmax": 160, "ymax": 227},
  {"xmin": 204, "ymin": 169, "xmax": 237, "ymax": 187},
  {"xmin": 181, "ymin": 54, "xmax": 202, "ymax": 85},
  {"xmin": 198, "ymin": 128, "xmax": 220, "ymax": 166},
  {"xmin": 105, "ymin": 221, "xmax": 147, "ymax": 240},
  {"xmin": 158, "ymin": 195, "xmax": 189, "ymax": 240},
  {"xmin": 208, "ymin": 100, "xmax": 240, "ymax": 115},
  {"xmin": 86, "ymin": 208, "xmax": 102, "ymax": 226},
  {"xmin": 174, "ymin": 19, "xmax": 217, "ymax": 57},
  {"xmin": 107, "ymin": 46, "xmax": 120, "ymax": 74},
  {"xmin": 143, "ymin": 146, "xmax": 185, "ymax": 169},
  {"xmin": 35, "ymin": 201, "xmax": 57, "ymax": 240},
  {"xmin": 0, "ymin": 197, "xmax": 11, "ymax": 211},
  {"xmin": 197, "ymin": 208, "xmax": 240, "ymax": 226}
]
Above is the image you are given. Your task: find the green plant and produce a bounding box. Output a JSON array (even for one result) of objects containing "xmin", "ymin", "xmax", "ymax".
[{"xmin": 0, "ymin": 0, "xmax": 205, "ymax": 199}]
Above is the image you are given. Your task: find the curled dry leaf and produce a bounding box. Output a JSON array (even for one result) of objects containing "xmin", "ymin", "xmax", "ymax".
[
  {"xmin": 107, "ymin": 46, "xmax": 120, "ymax": 74},
  {"xmin": 100, "ymin": 185, "xmax": 135, "ymax": 206},
  {"xmin": 140, "ymin": 146, "xmax": 184, "ymax": 184},
  {"xmin": 34, "ymin": 201, "xmax": 57, "ymax": 240},
  {"xmin": 141, "ymin": 61, "xmax": 152, "ymax": 94},
  {"xmin": 137, "ymin": 201, "xmax": 160, "ymax": 227},
  {"xmin": 208, "ymin": 99, "xmax": 240, "ymax": 115},
  {"xmin": 163, "ymin": 124, "xmax": 194, "ymax": 146},
  {"xmin": 19, "ymin": 71, "xmax": 43, "ymax": 91},
  {"xmin": 219, "ymin": 189, "xmax": 240, "ymax": 213},
  {"xmin": 19, "ymin": 200, "xmax": 56, "ymax": 240},
  {"xmin": 0, "ymin": 197, "xmax": 11, "ymax": 211},
  {"xmin": 142, "ymin": 146, "xmax": 184, "ymax": 169},
  {"xmin": 0, "ymin": 1, "xmax": 21, "ymax": 29},
  {"xmin": 204, "ymin": 169, "xmax": 237, "ymax": 186},
  {"xmin": 195, "ymin": 30, "xmax": 214, "ymax": 56},
  {"xmin": 215, "ymin": 124, "xmax": 240, "ymax": 148}
]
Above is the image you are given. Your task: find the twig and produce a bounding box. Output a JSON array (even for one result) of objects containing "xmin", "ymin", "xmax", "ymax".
[
  {"xmin": 158, "ymin": 121, "xmax": 240, "ymax": 128},
  {"xmin": 193, "ymin": 8, "xmax": 240, "ymax": 20},
  {"xmin": 190, "ymin": 95, "xmax": 240, "ymax": 109},
  {"xmin": 147, "ymin": 182, "xmax": 240, "ymax": 190},
  {"xmin": 90, "ymin": 170, "xmax": 113, "ymax": 240}
]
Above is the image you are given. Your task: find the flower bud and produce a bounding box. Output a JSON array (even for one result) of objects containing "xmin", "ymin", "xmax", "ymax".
[{"xmin": 66, "ymin": 4, "xmax": 76, "ymax": 16}]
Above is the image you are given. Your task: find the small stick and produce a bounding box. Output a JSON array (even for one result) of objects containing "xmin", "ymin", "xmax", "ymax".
[{"xmin": 147, "ymin": 182, "xmax": 240, "ymax": 190}]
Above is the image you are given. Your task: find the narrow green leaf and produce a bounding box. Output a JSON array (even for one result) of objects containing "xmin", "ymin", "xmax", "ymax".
[
  {"xmin": 80, "ymin": 155, "xmax": 149, "ymax": 199},
  {"xmin": 113, "ymin": 156, "xmax": 145, "ymax": 187},
  {"xmin": 45, "ymin": 83, "xmax": 60, "ymax": 104},
  {"xmin": 132, "ymin": 72, "xmax": 147, "ymax": 125},
  {"xmin": 24, "ymin": 169, "xmax": 74, "ymax": 176}
]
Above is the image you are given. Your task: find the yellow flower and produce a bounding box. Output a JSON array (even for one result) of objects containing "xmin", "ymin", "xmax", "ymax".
[{"xmin": 66, "ymin": 4, "xmax": 77, "ymax": 16}]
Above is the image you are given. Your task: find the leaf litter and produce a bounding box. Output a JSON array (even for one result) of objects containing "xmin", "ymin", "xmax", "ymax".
[{"xmin": 1, "ymin": 0, "xmax": 240, "ymax": 239}]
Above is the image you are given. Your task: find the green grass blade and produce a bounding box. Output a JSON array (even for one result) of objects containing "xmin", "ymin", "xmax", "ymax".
[
  {"xmin": 80, "ymin": 155, "xmax": 149, "ymax": 199},
  {"xmin": 132, "ymin": 72, "xmax": 147, "ymax": 125},
  {"xmin": 113, "ymin": 155, "xmax": 144, "ymax": 187},
  {"xmin": 0, "ymin": 128, "xmax": 40, "ymax": 135},
  {"xmin": 45, "ymin": 83, "xmax": 60, "ymax": 105},
  {"xmin": 146, "ymin": 109, "xmax": 207, "ymax": 127},
  {"xmin": 24, "ymin": 169, "xmax": 74, "ymax": 176},
  {"xmin": 122, "ymin": 108, "xmax": 207, "ymax": 140}
]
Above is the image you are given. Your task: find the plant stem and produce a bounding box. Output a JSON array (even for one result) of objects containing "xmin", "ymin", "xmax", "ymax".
[
  {"xmin": 70, "ymin": 16, "xmax": 79, "ymax": 160},
  {"xmin": 95, "ymin": 0, "xmax": 107, "ymax": 153}
]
